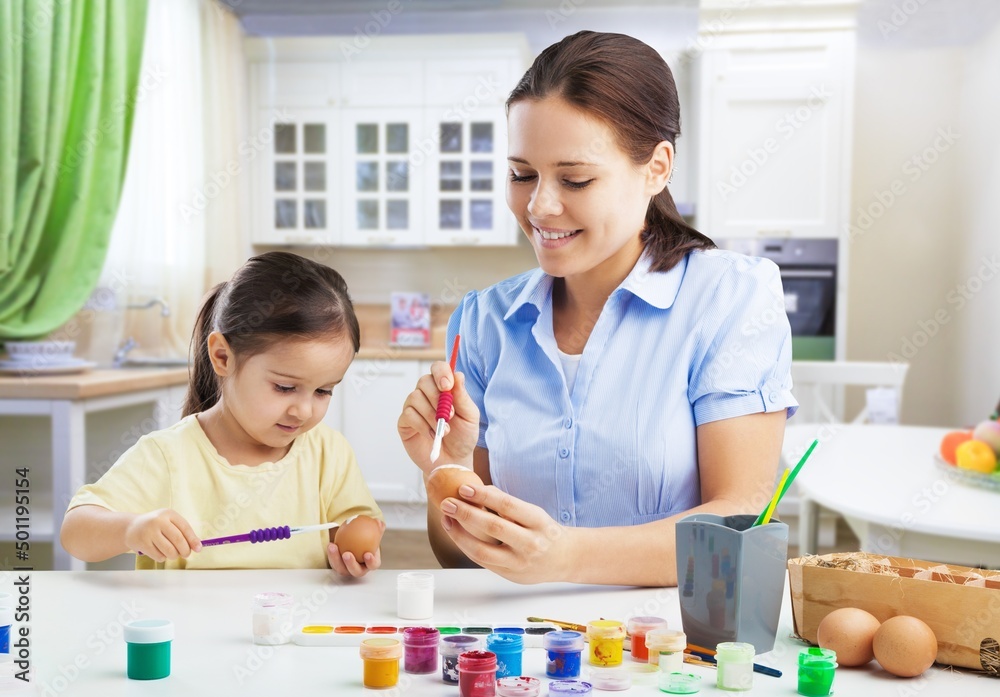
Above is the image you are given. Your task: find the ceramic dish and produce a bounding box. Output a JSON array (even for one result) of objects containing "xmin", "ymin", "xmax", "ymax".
[{"xmin": 933, "ymin": 453, "xmax": 1000, "ymax": 493}]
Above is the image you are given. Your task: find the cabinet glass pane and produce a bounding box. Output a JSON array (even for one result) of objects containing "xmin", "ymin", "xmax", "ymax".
[
  {"xmin": 470, "ymin": 200, "xmax": 492, "ymax": 230},
  {"xmin": 305, "ymin": 200, "xmax": 326, "ymax": 229},
  {"xmin": 356, "ymin": 162, "xmax": 379, "ymax": 192},
  {"xmin": 304, "ymin": 163, "xmax": 325, "ymax": 191},
  {"xmin": 439, "ymin": 200, "xmax": 462, "ymax": 229},
  {"xmin": 440, "ymin": 123, "xmax": 462, "ymax": 153},
  {"xmin": 386, "ymin": 161, "xmax": 408, "ymax": 192},
  {"xmin": 470, "ymin": 161, "xmax": 492, "ymax": 191},
  {"xmin": 275, "ymin": 200, "xmax": 296, "ymax": 228},
  {"xmin": 439, "ymin": 161, "xmax": 462, "ymax": 192},
  {"xmin": 386, "ymin": 123, "xmax": 408, "ymax": 154},
  {"xmin": 471, "ymin": 123, "xmax": 493, "ymax": 153},
  {"xmin": 274, "ymin": 162, "xmax": 296, "ymax": 191},
  {"xmin": 356, "ymin": 124, "xmax": 378, "ymax": 154},
  {"xmin": 275, "ymin": 124, "xmax": 296, "ymax": 154},
  {"xmin": 304, "ymin": 124, "xmax": 326, "ymax": 154},
  {"xmin": 386, "ymin": 200, "xmax": 408, "ymax": 229},
  {"xmin": 357, "ymin": 200, "xmax": 379, "ymax": 229}
]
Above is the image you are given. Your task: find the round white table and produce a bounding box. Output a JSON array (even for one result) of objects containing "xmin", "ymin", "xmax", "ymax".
[{"xmin": 793, "ymin": 424, "xmax": 1000, "ymax": 568}]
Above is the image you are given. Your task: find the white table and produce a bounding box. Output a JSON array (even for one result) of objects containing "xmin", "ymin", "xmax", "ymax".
[
  {"xmin": 5, "ymin": 568, "xmax": 993, "ymax": 695},
  {"xmin": 794, "ymin": 424, "xmax": 1000, "ymax": 567}
]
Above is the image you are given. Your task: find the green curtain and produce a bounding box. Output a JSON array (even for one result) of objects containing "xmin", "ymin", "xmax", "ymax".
[{"xmin": 0, "ymin": 0, "xmax": 148, "ymax": 340}]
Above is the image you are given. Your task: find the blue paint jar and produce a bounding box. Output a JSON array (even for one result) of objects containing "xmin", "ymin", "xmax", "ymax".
[
  {"xmin": 486, "ymin": 633, "xmax": 524, "ymax": 678},
  {"xmin": 543, "ymin": 630, "xmax": 584, "ymax": 679},
  {"xmin": 0, "ymin": 604, "xmax": 12, "ymax": 659}
]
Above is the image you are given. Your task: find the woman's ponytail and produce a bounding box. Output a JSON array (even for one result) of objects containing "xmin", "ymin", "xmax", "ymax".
[
  {"xmin": 182, "ymin": 283, "xmax": 225, "ymax": 417},
  {"xmin": 641, "ymin": 186, "xmax": 715, "ymax": 273}
]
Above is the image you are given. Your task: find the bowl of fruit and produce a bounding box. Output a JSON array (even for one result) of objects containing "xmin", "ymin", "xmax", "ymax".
[{"xmin": 935, "ymin": 416, "xmax": 1000, "ymax": 492}]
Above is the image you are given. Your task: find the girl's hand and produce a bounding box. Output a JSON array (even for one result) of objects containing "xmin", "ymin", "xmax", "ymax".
[
  {"xmin": 327, "ymin": 520, "xmax": 385, "ymax": 577},
  {"xmin": 125, "ymin": 509, "xmax": 203, "ymax": 562},
  {"xmin": 439, "ymin": 484, "xmax": 578, "ymax": 584},
  {"xmin": 398, "ymin": 365, "xmax": 480, "ymax": 474}
]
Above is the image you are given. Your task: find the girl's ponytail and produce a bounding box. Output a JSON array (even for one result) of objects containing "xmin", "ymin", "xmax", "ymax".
[{"xmin": 183, "ymin": 283, "xmax": 226, "ymax": 418}]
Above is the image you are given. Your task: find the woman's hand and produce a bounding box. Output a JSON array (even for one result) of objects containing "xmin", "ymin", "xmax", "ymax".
[
  {"xmin": 326, "ymin": 520, "xmax": 385, "ymax": 578},
  {"xmin": 124, "ymin": 509, "xmax": 203, "ymax": 562},
  {"xmin": 438, "ymin": 484, "xmax": 578, "ymax": 584},
  {"xmin": 398, "ymin": 363, "xmax": 481, "ymax": 474}
]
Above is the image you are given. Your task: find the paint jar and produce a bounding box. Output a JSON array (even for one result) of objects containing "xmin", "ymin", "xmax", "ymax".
[
  {"xmin": 496, "ymin": 676, "xmax": 542, "ymax": 697},
  {"xmin": 441, "ymin": 635, "xmax": 481, "ymax": 684},
  {"xmin": 658, "ymin": 671, "xmax": 702, "ymax": 694},
  {"xmin": 402, "ymin": 626, "xmax": 440, "ymax": 674},
  {"xmin": 587, "ymin": 667, "xmax": 630, "ymax": 691},
  {"xmin": 627, "ymin": 616, "xmax": 669, "ymax": 662},
  {"xmin": 587, "ymin": 620, "xmax": 626, "ymax": 667},
  {"xmin": 251, "ymin": 592, "xmax": 293, "ymax": 645},
  {"xmin": 797, "ymin": 647, "xmax": 838, "ymax": 696},
  {"xmin": 360, "ymin": 638, "xmax": 402, "ymax": 689},
  {"xmin": 397, "ymin": 572, "xmax": 435, "ymax": 620},
  {"xmin": 645, "ymin": 629, "xmax": 687, "ymax": 673},
  {"xmin": 543, "ymin": 630, "xmax": 585, "ymax": 679},
  {"xmin": 123, "ymin": 619, "xmax": 173, "ymax": 680},
  {"xmin": 458, "ymin": 650, "xmax": 497, "ymax": 697},
  {"xmin": 487, "ymin": 633, "xmax": 524, "ymax": 678},
  {"xmin": 715, "ymin": 642, "xmax": 755, "ymax": 691},
  {"xmin": 547, "ymin": 680, "xmax": 593, "ymax": 695}
]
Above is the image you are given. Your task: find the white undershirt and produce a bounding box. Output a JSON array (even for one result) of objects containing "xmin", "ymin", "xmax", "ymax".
[{"xmin": 558, "ymin": 349, "xmax": 583, "ymax": 393}]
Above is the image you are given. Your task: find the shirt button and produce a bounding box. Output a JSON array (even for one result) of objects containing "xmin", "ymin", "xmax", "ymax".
[
  {"xmin": 559, "ymin": 448, "xmax": 569, "ymax": 458},
  {"xmin": 560, "ymin": 511, "xmax": 571, "ymax": 522},
  {"xmin": 564, "ymin": 418, "xmax": 573, "ymax": 429},
  {"xmin": 769, "ymin": 392, "xmax": 779, "ymax": 402}
]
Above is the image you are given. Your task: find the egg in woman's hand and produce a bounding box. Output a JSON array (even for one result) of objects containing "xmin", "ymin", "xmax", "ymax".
[
  {"xmin": 426, "ymin": 464, "xmax": 484, "ymax": 510},
  {"xmin": 333, "ymin": 515, "xmax": 384, "ymax": 562},
  {"xmin": 873, "ymin": 615, "xmax": 938, "ymax": 677},
  {"xmin": 817, "ymin": 607, "xmax": 881, "ymax": 667}
]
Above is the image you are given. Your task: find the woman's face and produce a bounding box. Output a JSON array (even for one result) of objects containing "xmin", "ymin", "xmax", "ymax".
[{"xmin": 506, "ymin": 96, "xmax": 668, "ymax": 282}]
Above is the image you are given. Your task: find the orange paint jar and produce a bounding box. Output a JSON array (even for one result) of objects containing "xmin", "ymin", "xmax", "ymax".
[
  {"xmin": 360, "ymin": 638, "xmax": 402, "ymax": 689},
  {"xmin": 587, "ymin": 620, "xmax": 626, "ymax": 667}
]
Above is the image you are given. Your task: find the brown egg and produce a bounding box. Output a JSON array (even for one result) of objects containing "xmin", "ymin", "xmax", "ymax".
[
  {"xmin": 425, "ymin": 464, "xmax": 484, "ymax": 511},
  {"xmin": 334, "ymin": 515, "xmax": 384, "ymax": 562},
  {"xmin": 873, "ymin": 615, "xmax": 938, "ymax": 677},
  {"xmin": 817, "ymin": 607, "xmax": 881, "ymax": 666}
]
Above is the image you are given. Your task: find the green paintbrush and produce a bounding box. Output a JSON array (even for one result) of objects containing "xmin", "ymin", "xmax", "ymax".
[{"xmin": 752, "ymin": 439, "xmax": 819, "ymax": 526}]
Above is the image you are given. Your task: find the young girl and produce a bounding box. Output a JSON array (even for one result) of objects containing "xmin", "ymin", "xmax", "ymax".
[{"xmin": 61, "ymin": 251, "xmax": 384, "ymax": 575}]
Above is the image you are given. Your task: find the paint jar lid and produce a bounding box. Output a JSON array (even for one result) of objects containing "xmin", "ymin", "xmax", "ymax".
[
  {"xmin": 0, "ymin": 606, "xmax": 13, "ymax": 626},
  {"xmin": 397, "ymin": 571, "xmax": 434, "ymax": 591},
  {"xmin": 487, "ymin": 632, "xmax": 524, "ymax": 653},
  {"xmin": 658, "ymin": 671, "xmax": 702, "ymax": 694},
  {"xmin": 586, "ymin": 620, "xmax": 625, "ymax": 640},
  {"xmin": 402, "ymin": 626, "xmax": 440, "ymax": 646},
  {"xmin": 458, "ymin": 650, "xmax": 497, "ymax": 671},
  {"xmin": 360, "ymin": 638, "xmax": 402, "ymax": 660},
  {"xmin": 645, "ymin": 629, "xmax": 686, "ymax": 652},
  {"xmin": 124, "ymin": 619, "xmax": 174, "ymax": 644},
  {"xmin": 496, "ymin": 676, "xmax": 542, "ymax": 697},
  {"xmin": 715, "ymin": 642, "xmax": 755, "ymax": 663},
  {"xmin": 547, "ymin": 680, "xmax": 593, "ymax": 694},
  {"xmin": 586, "ymin": 667, "xmax": 631, "ymax": 691},
  {"xmin": 252, "ymin": 591, "xmax": 293, "ymax": 609},
  {"xmin": 440, "ymin": 634, "xmax": 481, "ymax": 657},
  {"xmin": 543, "ymin": 630, "xmax": 585, "ymax": 652},
  {"xmin": 626, "ymin": 616, "xmax": 668, "ymax": 635},
  {"xmin": 799, "ymin": 647, "xmax": 838, "ymax": 669},
  {"xmin": 624, "ymin": 662, "xmax": 660, "ymax": 686}
]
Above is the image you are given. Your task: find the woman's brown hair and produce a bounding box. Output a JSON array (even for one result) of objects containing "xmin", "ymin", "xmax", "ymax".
[
  {"xmin": 183, "ymin": 251, "xmax": 360, "ymax": 417},
  {"xmin": 507, "ymin": 30, "xmax": 715, "ymax": 272}
]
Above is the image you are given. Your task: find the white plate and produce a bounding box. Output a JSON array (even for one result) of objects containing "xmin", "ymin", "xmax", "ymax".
[{"xmin": 0, "ymin": 360, "xmax": 97, "ymax": 376}]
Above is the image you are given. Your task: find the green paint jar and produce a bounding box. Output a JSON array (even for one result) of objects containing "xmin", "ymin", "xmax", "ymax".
[
  {"xmin": 124, "ymin": 619, "xmax": 173, "ymax": 680},
  {"xmin": 797, "ymin": 647, "xmax": 837, "ymax": 696}
]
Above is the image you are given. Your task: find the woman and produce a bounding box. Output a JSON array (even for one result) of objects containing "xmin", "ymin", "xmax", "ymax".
[{"xmin": 398, "ymin": 31, "xmax": 796, "ymax": 586}]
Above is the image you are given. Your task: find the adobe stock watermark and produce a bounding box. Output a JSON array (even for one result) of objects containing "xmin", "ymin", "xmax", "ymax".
[
  {"xmin": 876, "ymin": 0, "xmax": 933, "ymax": 38},
  {"xmin": 546, "ymin": 0, "xmax": 586, "ymax": 29}
]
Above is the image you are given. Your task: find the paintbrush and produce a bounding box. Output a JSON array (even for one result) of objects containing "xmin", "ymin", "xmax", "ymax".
[
  {"xmin": 686, "ymin": 648, "xmax": 783, "ymax": 678},
  {"xmin": 525, "ymin": 616, "xmax": 588, "ymax": 632},
  {"xmin": 430, "ymin": 335, "xmax": 461, "ymax": 463}
]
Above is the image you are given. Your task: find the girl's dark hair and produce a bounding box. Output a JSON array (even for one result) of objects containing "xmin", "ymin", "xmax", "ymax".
[
  {"xmin": 507, "ymin": 30, "xmax": 715, "ymax": 272},
  {"xmin": 183, "ymin": 251, "xmax": 360, "ymax": 417}
]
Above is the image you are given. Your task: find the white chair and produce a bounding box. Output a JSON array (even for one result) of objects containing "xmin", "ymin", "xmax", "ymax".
[{"xmin": 783, "ymin": 360, "xmax": 910, "ymax": 554}]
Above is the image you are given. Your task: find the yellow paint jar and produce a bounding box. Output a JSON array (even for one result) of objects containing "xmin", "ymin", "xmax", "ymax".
[
  {"xmin": 587, "ymin": 620, "xmax": 626, "ymax": 667},
  {"xmin": 360, "ymin": 638, "xmax": 402, "ymax": 689}
]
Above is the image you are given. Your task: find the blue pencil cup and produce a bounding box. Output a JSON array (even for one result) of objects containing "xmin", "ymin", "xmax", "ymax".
[{"xmin": 675, "ymin": 513, "xmax": 788, "ymax": 653}]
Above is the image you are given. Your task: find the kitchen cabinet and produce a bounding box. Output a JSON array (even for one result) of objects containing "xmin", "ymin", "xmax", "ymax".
[
  {"xmin": 695, "ymin": 1, "xmax": 858, "ymax": 239},
  {"xmin": 247, "ymin": 35, "xmax": 529, "ymax": 248}
]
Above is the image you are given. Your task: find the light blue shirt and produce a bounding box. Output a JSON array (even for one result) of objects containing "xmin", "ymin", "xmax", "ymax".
[{"xmin": 448, "ymin": 249, "xmax": 798, "ymax": 528}]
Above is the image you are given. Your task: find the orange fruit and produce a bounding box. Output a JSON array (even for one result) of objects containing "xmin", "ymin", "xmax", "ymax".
[
  {"xmin": 939, "ymin": 430, "xmax": 972, "ymax": 465},
  {"xmin": 956, "ymin": 439, "xmax": 997, "ymax": 474}
]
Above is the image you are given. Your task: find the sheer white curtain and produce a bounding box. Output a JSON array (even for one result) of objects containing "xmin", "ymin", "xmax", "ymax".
[{"xmin": 99, "ymin": 0, "xmax": 248, "ymax": 362}]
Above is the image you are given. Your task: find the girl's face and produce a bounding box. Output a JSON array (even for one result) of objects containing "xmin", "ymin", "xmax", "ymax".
[
  {"xmin": 506, "ymin": 96, "xmax": 670, "ymax": 282},
  {"xmin": 218, "ymin": 335, "xmax": 355, "ymax": 450}
]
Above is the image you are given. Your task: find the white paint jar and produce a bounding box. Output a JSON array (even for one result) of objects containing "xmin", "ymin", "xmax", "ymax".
[
  {"xmin": 252, "ymin": 592, "xmax": 293, "ymax": 645},
  {"xmin": 397, "ymin": 572, "xmax": 434, "ymax": 620}
]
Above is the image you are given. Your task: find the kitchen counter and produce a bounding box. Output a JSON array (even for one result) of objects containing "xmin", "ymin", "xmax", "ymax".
[{"xmin": 0, "ymin": 366, "xmax": 189, "ymax": 400}]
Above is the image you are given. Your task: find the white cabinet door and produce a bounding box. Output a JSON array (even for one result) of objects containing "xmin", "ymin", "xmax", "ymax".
[
  {"xmin": 341, "ymin": 59, "xmax": 423, "ymax": 107},
  {"xmin": 696, "ymin": 33, "xmax": 854, "ymax": 239},
  {"xmin": 252, "ymin": 62, "xmax": 339, "ymax": 108},
  {"xmin": 339, "ymin": 359, "xmax": 423, "ymax": 503},
  {"xmin": 252, "ymin": 108, "xmax": 341, "ymax": 245}
]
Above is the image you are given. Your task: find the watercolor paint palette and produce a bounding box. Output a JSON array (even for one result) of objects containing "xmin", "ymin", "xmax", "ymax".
[{"xmin": 293, "ymin": 622, "xmax": 560, "ymax": 648}]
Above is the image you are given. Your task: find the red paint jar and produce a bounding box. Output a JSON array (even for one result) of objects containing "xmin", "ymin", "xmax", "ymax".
[
  {"xmin": 458, "ymin": 650, "xmax": 497, "ymax": 697},
  {"xmin": 402, "ymin": 626, "xmax": 440, "ymax": 674}
]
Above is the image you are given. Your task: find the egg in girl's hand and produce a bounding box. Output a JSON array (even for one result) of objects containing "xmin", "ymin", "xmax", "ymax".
[
  {"xmin": 426, "ymin": 464, "xmax": 484, "ymax": 511},
  {"xmin": 816, "ymin": 607, "xmax": 881, "ymax": 667},
  {"xmin": 873, "ymin": 615, "xmax": 938, "ymax": 677},
  {"xmin": 333, "ymin": 515, "xmax": 384, "ymax": 562}
]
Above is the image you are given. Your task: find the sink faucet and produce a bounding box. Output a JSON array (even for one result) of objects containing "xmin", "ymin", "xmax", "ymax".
[
  {"xmin": 127, "ymin": 297, "xmax": 171, "ymax": 317},
  {"xmin": 113, "ymin": 337, "xmax": 138, "ymax": 367}
]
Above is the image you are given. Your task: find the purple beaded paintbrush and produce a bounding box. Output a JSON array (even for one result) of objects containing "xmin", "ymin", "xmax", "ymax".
[{"xmin": 137, "ymin": 521, "xmax": 338, "ymax": 555}]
